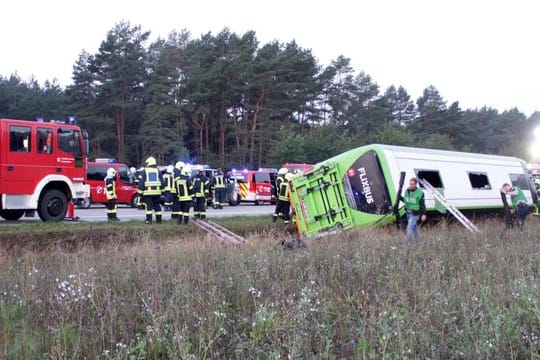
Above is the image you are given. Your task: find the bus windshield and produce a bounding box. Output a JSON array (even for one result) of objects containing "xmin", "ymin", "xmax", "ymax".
[{"xmin": 343, "ymin": 150, "xmax": 391, "ymax": 215}]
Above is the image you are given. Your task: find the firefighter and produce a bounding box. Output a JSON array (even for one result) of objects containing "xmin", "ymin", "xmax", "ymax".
[
  {"xmin": 131, "ymin": 166, "xmax": 145, "ymax": 210},
  {"xmin": 171, "ymin": 161, "xmax": 185, "ymax": 219},
  {"xmin": 138, "ymin": 156, "xmax": 164, "ymax": 224},
  {"xmin": 272, "ymin": 167, "xmax": 289, "ymax": 222},
  {"xmin": 175, "ymin": 165, "xmax": 193, "ymax": 224},
  {"xmin": 105, "ymin": 167, "xmax": 119, "ymax": 221},
  {"xmin": 212, "ymin": 168, "xmax": 226, "ymax": 209},
  {"xmin": 193, "ymin": 169, "xmax": 210, "ymax": 219},
  {"xmin": 162, "ymin": 165, "xmax": 175, "ymax": 211},
  {"xmin": 279, "ymin": 172, "xmax": 294, "ymax": 224}
]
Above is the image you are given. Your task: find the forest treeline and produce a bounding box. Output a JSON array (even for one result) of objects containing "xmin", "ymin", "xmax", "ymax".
[{"xmin": 1, "ymin": 21, "xmax": 538, "ymax": 168}]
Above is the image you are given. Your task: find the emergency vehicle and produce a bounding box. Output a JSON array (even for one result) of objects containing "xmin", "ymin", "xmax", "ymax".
[
  {"xmin": 290, "ymin": 144, "xmax": 537, "ymax": 239},
  {"xmin": 0, "ymin": 118, "xmax": 90, "ymax": 221},
  {"xmin": 227, "ymin": 169, "xmax": 273, "ymax": 205},
  {"xmin": 282, "ymin": 163, "xmax": 315, "ymax": 174},
  {"xmin": 83, "ymin": 159, "xmax": 139, "ymax": 208}
]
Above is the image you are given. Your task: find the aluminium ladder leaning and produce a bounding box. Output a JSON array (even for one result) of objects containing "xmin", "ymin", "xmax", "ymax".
[{"xmin": 417, "ymin": 178, "xmax": 479, "ymax": 233}]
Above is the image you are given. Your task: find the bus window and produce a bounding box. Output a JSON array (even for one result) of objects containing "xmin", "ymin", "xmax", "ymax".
[
  {"xmin": 37, "ymin": 128, "xmax": 53, "ymax": 154},
  {"xmin": 416, "ymin": 170, "xmax": 444, "ymax": 188},
  {"xmin": 509, "ymin": 173, "xmax": 529, "ymax": 189},
  {"xmin": 10, "ymin": 125, "xmax": 31, "ymax": 152},
  {"xmin": 468, "ymin": 172, "xmax": 491, "ymax": 190}
]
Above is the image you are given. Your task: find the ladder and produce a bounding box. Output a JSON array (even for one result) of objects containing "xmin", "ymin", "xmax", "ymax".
[
  {"xmin": 417, "ymin": 178, "xmax": 479, "ymax": 233},
  {"xmin": 192, "ymin": 219, "xmax": 247, "ymax": 245}
]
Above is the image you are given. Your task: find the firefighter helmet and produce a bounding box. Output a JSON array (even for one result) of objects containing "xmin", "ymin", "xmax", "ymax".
[
  {"xmin": 285, "ymin": 173, "xmax": 294, "ymax": 181},
  {"xmin": 278, "ymin": 167, "xmax": 288, "ymax": 175},
  {"xmin": 130, "ymin": 167, "xmax": 136, "ymax": 174},
  {"xmin": 166, "ymin": 165, "xmax": 174, "ymax": 174},
  {"xmin": 181, "ymin": 165, "xmax": 191, "ymax": 176},
  {"xmin": 145, "ymin": 156, "xmax": 157, "ymax": 167},
  {"xmin": 107, "ymin": 167, "xmax": 116, "ymax": 178},
  {"xmin": 175, "ymin": 161, "xmax": 185, "ymax": 170}
]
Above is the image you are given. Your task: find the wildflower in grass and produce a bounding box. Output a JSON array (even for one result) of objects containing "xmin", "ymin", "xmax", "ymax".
[
  {"xmin": 55, "ymin": 272, "xmax": 93, "ymax": 305},
  {"xmin": 248, "ymin": 287, "xmax": 261, "ymax": 299}
]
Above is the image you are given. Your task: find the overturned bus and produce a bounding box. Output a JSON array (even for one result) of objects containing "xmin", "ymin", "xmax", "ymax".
[{"xmin": 289, "ymin": 144, "xmax": 537, "ymax": 239}]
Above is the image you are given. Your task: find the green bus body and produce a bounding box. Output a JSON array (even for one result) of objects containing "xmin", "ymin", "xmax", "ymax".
[{"xmin": 289, "ymin": 144, "xmax": 536, "ymax": 239}]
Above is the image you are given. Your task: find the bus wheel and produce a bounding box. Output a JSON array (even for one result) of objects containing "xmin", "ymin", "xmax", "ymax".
[
  {"xmin": 130, "ymin": 194, "xmax": 139, "ymax": 208},
  {"xmin": 0, "ymin": 209, "xmax": 25, "ymax": 221},
  {"xmin": 38, "ymin": 189, "xmax": 68, "ymax": 221}
]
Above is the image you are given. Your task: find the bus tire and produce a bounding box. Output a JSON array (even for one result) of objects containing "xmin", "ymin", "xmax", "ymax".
[
  {"xmin": 38, "ymin": 189, "xmax": 68, "ymax": 222},
  {"xmin": 0, "ymin": 209, "xmax": 25, "ymax": 221}
]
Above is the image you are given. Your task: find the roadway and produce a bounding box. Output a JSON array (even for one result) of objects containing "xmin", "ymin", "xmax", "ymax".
[{"xmin": 3, "ymin": 203, "xmax": 275, "ymax": 223}]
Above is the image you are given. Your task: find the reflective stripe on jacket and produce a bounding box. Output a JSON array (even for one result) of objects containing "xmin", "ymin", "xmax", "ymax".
[
  {"xmin": 140, "ymin": 167, "xmax": 162, "ymax": 196},
  {"xmin": 213, "ymin": 174, "xmax": 225, "ymax": 188},
  {"xmin": 193, "ymin": 175, "xmax": 209, "ymax": 197},
  {"xmin": 176, "ymin": 175, "xmax": 193, "ymax": 201},
  {"xmin": 278, "ymin": 179, "xmax": 290, "ymax": 202},
  {"xmin": 105, "ymin": 177, "xmax": 116, "ymax": 200}
]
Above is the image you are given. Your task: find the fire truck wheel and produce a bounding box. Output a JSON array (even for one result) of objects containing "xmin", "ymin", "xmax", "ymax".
[
  {"xmin": 38, "ymin": 189, "xmax": 68, "ymax": 222},
  {"xmin": 130, "ymin": 194, "xmax": 139, "ymax": 208},
  {"xmin": 0, "ymin": 209, "xmax": 25, "ymax": 221}
]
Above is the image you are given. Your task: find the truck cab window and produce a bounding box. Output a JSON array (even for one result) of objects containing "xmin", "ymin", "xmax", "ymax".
[
  {"xmin": 37, "ymin": 128, "xmax": 53, "ymax": 154},
  {"xmin": 10, "ymin": 126, "xmax": 31, "ymax": 152},
  {"xmin": 57, "ymin": 128, "xmax": 79, "ymax": 155}
]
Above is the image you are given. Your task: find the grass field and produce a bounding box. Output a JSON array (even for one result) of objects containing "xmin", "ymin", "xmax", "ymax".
[{"xmin": 1, "ymin": 217, "xmax": 539, "ymax": 359}]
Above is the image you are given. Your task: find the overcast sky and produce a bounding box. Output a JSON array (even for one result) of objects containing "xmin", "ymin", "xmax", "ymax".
[{"xmin": 1, "ymin": 0, "xmax": 538, "ymax": 116}]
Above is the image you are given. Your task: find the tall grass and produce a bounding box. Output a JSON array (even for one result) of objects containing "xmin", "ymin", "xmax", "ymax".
[{"xmin": 1, "ymin": 218, "xmax": 539, "ymax": 358}]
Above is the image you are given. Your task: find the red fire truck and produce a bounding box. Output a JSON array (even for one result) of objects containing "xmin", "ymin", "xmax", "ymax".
[{"xmin": 0, "ymin": 118, "xmax": 90, "ymax": 221}]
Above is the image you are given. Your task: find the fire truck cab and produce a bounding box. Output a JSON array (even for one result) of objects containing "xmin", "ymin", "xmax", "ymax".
[
  {"xmin": 227, "ymin": 169, "xmax": 273, "ymax": 205},
  {"xmin": 0, "ymin": 118, "xmax": 90, "ymax": 221},
  {"xmin": 83, "ymin": 159, "xmax": 139, "ymax": 208}
]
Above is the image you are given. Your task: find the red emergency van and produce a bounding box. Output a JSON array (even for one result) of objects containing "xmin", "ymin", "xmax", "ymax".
[
  {"xmin": 227, "ymin": 169, "xmax": 273, "ymax": 205},
  {"xmin": 0, "ymin": 118, "xmax": 89, "ymax": 221},
  {"xmin": 83, "ymin": 160, "xmax": 139, "ymax": 208}
]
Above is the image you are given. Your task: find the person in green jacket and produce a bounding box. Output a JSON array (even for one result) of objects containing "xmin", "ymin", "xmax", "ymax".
[
  {"xmin": 501, "ymin": 183, "xmax": 529, "ymax": 221},
  {"xmin": 400, "ymin": 177, "xmax": 427, "ymax": 242}
]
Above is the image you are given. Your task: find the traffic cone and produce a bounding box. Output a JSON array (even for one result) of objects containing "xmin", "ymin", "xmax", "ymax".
[{"xmin": 65, "ymin": 201, "xmax": 79, "ymax": 221}]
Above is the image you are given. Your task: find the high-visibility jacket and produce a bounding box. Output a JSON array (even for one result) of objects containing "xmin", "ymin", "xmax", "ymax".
[
  {"xmin": 403, "ymin": 187, "xmax": 425, "ymax": 213},
  {"xmin": 509, "ymin": 186, "xmax": 527, "ymax": 208},
  {"xmin": 163, "ymin": 172, "xmax": 175, "ymax": 193},
  {"xmin": 212, "ymin": 173, "xmax": 225, "ymax": 189},
  {"xmin": 139, "ymin": 167, "xmax": 163, "ymax": 196},
  {"xmin": 275, "ymin": 175, "xmax": 285, "ymax": 196},
  {"xmin": 176, "ymin": 175, "xmax": 193, "ymax": 201},
  {"xmin": 278, "ymin": 178, "xmax": 290, "ymax": 202},
  {"xmin": 193, "ymin": 175, "xmax": 209, "ymax": 198},
  {"xmin": 105, "ymin": 176, "xmax": 117, "ymax": 200}
]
